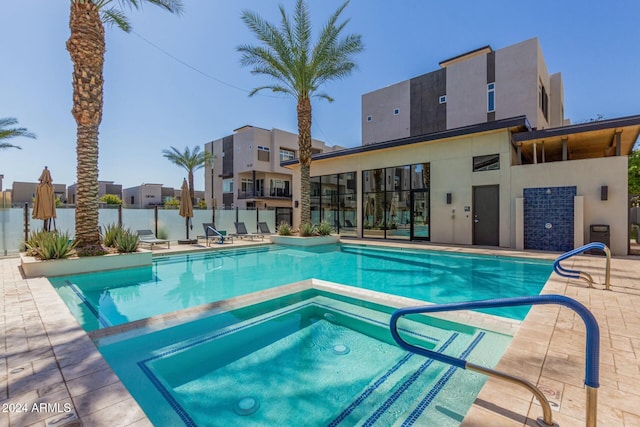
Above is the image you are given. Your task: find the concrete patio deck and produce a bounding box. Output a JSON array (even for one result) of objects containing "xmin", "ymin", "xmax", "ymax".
[{"xmin": 1, "ymin": 240, "xmax": 638, "ymax": 426}]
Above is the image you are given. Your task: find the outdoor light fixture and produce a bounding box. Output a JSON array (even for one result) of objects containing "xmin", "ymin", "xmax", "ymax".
[
  {"xmin": 446, "ymin": 193, "xmax": 452, "ymax": 204},
  {"xmin": 601, "ymin": 186, "xmax": 608, "ymax": 201},
  {"xmin": 295, "ymin": 200, "xmax": 299, "ymax": 208}
]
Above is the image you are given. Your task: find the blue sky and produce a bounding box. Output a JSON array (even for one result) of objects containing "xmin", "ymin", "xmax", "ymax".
[{"xmin": 1, "ymin": 0, "xmax": 639, "ymax": 191}]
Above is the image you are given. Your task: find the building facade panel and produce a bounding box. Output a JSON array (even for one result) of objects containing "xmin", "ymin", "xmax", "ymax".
[
  {"xmin": 362, "ymin": 80, "xmax": 410, "ymax": 145},
  {"xmin": 410, "ymin": 69, "xmax": 446, "ymax": 135}
]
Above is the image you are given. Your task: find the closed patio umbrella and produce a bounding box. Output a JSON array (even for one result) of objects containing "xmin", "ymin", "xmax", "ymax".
[
  {"xmin": 32, "ymin": 166, "xmax": 56, "ymax": 231},
  {"xmin": 179, "ymin": 178, "xmax": 194, "ymax": 241}
]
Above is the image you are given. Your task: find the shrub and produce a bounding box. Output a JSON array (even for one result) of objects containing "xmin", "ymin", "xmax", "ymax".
[
  {"xmin": 278, "ymin": 221, "xmax": 292, "ymax": 236},
  {"xmin": 299, "ymin": 222, "xmax": 316, "ymax": 237},
  {"xmin": 99, "ymin": 194, "xmax": 122, "ymax": 205},
  {"xmin": 114, "ymin": 228, "xmax": 139, "ymax": 253},
  {"xmin": 316, "ymin": 221, "xmax": 332, "ymax": 236},
  {"xmin": 157, "ymin": 228, "xmax": 169, "ymax": 240},
  {"xmin": 25, "ymin": 231, "xmax": 76, "ymax": 260}
]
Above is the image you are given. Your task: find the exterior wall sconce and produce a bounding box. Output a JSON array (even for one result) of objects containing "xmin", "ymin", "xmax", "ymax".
[
  {"xmin": 600, "ymin": 186, "xmax": 608, "ymax": 201},
  {"xmin": 295, "ymin": 200, "xmax": 299, "ymax": 208},
  {"xmin": 446, "ymin": 193, "xmax": 452, "ymax": 204}
]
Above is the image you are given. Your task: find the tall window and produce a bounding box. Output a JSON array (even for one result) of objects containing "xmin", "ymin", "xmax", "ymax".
[
  {"xmin": 487, "ymin": 82, "xmax": 495, "ymax": 112},
  {"xmin": 539, "ymin": 83, "xmax": 549, "ymax": 121}
]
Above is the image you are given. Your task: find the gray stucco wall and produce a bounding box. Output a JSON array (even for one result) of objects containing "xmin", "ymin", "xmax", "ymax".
[{"xmin": 362, "ymin": 80, "xmax": 410, "ymax": 145}]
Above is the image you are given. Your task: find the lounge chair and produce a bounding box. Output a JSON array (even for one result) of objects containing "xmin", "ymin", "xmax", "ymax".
[
  {"xmin": 136, "ymin": 229, "xmax": 170, "ymax": 249},
  {"xmin": 201, "ymin": 223, "xmax": 233, "ymax": 246},
  {"xmin": 257, "ymin": 222, "xmax": 274, "ymax": 235},
  {"xmin": 345, "ymin": 219, "xmax": 354, "ymax": 227},
  {"xmin": 233, "ymin": 222, "xmax": 264, "ymax": 240}
]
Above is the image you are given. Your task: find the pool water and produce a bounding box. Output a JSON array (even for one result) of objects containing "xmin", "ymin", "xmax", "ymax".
[
  {"xmin": 50, "ymin": 244, "xmax": 553, "ymax": 331},
  {"xmin": 97, "ymin": 290, "xmax": 511, "ymax": 426}
]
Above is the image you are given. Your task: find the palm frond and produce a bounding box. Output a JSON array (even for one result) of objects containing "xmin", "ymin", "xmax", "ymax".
[
  {"xmin": 101, "ymin": 8, "xmax": 131, "ymax": 32},
  {"xmin": 0, "ymin": 117, "xmax": 36, "ymax": 141},
  {"xmin": 97, "ymin": 0, "xmax": 183, "ymax": 31},
  {"xmin": 0, "ymin": 143, "xmax": 22, "ymax": 150}
]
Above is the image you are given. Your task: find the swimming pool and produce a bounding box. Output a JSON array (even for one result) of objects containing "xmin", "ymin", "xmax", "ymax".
[
  {"xmin": 50, "ymin": 243, "xmax": 552, "ymax": 331},
  {"xmin": 96, "ymin": 289, "xmax": 512, "ymax": 426}
]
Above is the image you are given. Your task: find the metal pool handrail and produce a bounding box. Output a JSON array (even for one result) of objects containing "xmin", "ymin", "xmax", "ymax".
[
  {"xmin": 390, "ymin": 295, "xmax": 601, "ymax": 427},
  {"xmin": 553, "ymin": 242, "xmax": 611, "ymax": 290}
]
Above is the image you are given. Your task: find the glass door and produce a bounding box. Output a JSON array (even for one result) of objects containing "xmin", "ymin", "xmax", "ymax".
[{"xmin": 411, "ymin": 189, "xmax": 430, "ymax": 240}]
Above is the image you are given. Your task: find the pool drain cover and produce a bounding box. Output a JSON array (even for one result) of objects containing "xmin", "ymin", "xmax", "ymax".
[
  {"xmin": 234, "ymin": 397, "xmax": 260, "ymax": 416},
  {"xmin": 332, "ymin": 344, "xmax": 350, "ymax": 355}
]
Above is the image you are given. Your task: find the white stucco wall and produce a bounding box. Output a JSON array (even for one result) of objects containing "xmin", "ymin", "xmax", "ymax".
[
  {"xmin": 446, "ymin": 53, "xmax": 488, "ymax": 129},
  {"xmin": 495, "ymin": 38, "xmax": 540, "ymax": 127},
  {"xmin": 290, "ymin": 129, "xmax": 514, "ymax": 246}
]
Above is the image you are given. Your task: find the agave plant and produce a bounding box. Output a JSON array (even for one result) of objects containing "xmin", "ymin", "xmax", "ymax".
[
  {"xmin": 25, "ymin": 231, "xmax": 76, "ymax": 260},
  {"xmin": 278, "ymin": 222, "xmax": 293, "ymax": 236},
  {"xmin": 316, "ymin": 221, "xmax": 333, "ymax": 236},
  {"xmin": 299, "ymin": 222, "xmax": 316, "ymax": 237},
  {"xmin": 114, "ymin": 228, "xmax": 139, "ymax": 253},
  {"xmin": 102, "ymin": 223, "xmax": 123, "ymax": 247}
]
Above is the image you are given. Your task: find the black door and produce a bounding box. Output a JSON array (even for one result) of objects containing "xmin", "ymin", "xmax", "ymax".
[
  {"xmin": 473, "ymin": 185, "xmax": 499, "ymax": 246},
  {"xmin": 410, "ymin": 189, "xmax": 430, "ymax": 241}
]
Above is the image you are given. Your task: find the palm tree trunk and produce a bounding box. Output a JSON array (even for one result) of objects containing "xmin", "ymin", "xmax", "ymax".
[
  {"xmin": 297, "ymin": 96, "xmax": 312, "ymax": 225},
  {"xmin": 188, "ymin": 171, "xmax": 195, "ymax": 204},
  {"xmin": 67, "ymin": 1, "xmax": 105, "ymax": 248}
]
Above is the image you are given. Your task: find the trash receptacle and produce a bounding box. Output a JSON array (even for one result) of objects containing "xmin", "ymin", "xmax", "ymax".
[{"xmin": 589, "ymin": 224, "xmax": 610, "ymax": 255}]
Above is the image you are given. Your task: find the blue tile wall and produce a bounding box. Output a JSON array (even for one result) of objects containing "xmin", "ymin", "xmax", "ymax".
[{"xmin": 524, "ymin": 186, "xmax": 576, "ymax": 251}]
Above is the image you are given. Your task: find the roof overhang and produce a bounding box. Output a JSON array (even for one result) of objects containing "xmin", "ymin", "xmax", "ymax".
[
  {"xmin": 512, "ymin": 115, "xmax": 640, "ymax": 162},
  {"xmin": 282, "ymin": 116, "xmax": 531, "ymax": 168}
]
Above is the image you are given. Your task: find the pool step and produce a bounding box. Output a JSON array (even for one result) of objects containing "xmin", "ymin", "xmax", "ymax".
[{"xmin": 326, "ymin": 331, "xmax": 487, "ymax": 427}]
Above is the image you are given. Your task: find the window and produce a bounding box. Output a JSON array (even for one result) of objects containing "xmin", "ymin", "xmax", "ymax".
[
  {"xmin": 393, "ymin": 108, "xmax": 400, "ymax": 115},
  {"xmin": 222, "ymin": 178, "xmax": 233, "ymax": 193},
  {"xmin": 257, "ymin": 145, "xmax": 270, "ymax": 162},
  {"xmin": 487, "ymin": 83, "xmax": 495, "ymax": 112},
  {"xmin": 366, "ymin": 115, "xmax": 372, "ymax": 122},
  {"xmin": 279, "ymin": 148, "xmax": 295, "ymax": 162},
  {"xmin": 439, "ymin": 95, "xmax": 446, "ymax": 104},
  {"xmin": 473, "ymin": 154, "xmax": 500, "ymax": 172},
  {"xmin": 539, "ymin": 83, "xmax": 549, "ymax": 121},
  {"xmin": 241, "ymin": 178, "xmax": 253, "ymax": 194},
  {"xmin": 270, "ymin": 179, "xmax": 290, "ymax": 197}
]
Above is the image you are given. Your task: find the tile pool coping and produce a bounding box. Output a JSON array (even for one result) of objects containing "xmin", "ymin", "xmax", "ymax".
[{"xmin": 1, "ymin": 240, "xmax": 639, "ymax": 426}]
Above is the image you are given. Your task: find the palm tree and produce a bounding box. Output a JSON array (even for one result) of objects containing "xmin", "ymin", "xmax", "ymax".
[
  {"xmin": 67, "ymin": 0, "xmax": 183, "ymax": 250},
  {"xmin": 238, "ymin": 0, "xmax": 363, "ymax": 225},
  {"xmin": 0, "ymin": 117, "xmax": 35, "ymax": 150},
  {"xmin": 162, "ymin": 146, "xmax": 213, "ymax": 203}
]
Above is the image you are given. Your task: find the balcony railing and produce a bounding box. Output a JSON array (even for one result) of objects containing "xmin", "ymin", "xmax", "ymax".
[{"xmin": 237, "ymin": 189, "xmax": 292, "ymax": 199}]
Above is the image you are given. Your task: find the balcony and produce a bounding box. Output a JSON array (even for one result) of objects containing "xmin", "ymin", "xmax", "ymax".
[{"xmin": 237, "ymin": 188, "xmax": 292, "ymax": 200}]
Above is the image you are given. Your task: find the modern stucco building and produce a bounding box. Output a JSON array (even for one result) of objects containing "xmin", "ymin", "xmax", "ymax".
[
  {"xmin": 67, "ymin": 180, "xmax": 123, "ymax": 205},
  {"xmin": 10, "ymin": 181, "xmax": 67, "ymax": 207},
  {"xmin": 204, "ymin": 126, "xmax": 344, "ymax": 215},
  {"xmin": 362, "ymin": 37, "xmax": 566, "ymax": 145},
  {"xmin": 282, "ymin": 38, "xmax": 640, "ymax": 255}
]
